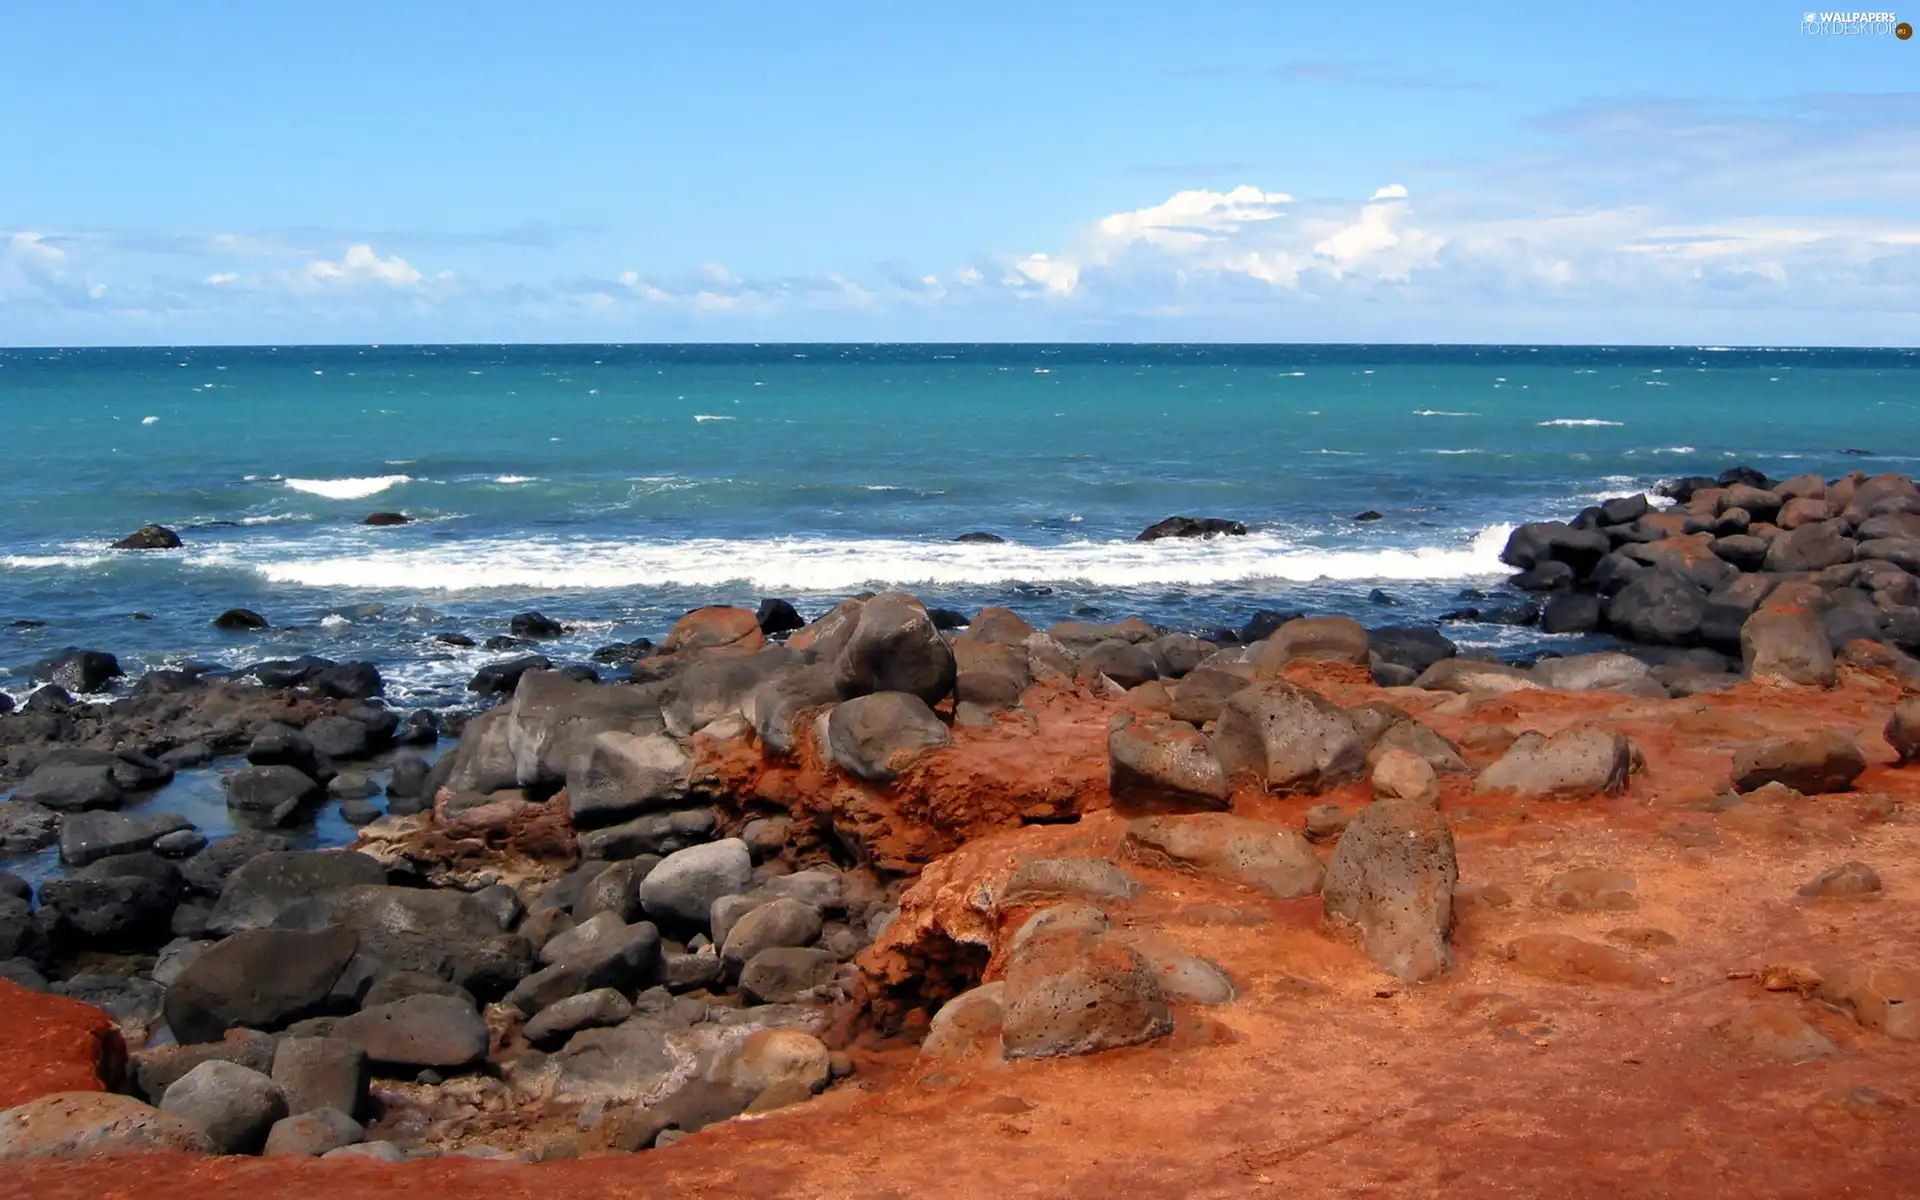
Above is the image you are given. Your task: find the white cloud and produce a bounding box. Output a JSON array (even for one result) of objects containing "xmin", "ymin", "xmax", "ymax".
[
  {"xmin": 1370, "ymin": 183, "xmax": 1409, "ymax": 201},
  {"xmin": 1014, "ymin": 252, "xmax": 1079, "ymax": 294},
  {"xmin": 204, "ymin": 272, "xmax": 238, "ymax": 285},
  {"xmin": 305, "ymin": 244, "xmax": 422, "ymax": 286}
]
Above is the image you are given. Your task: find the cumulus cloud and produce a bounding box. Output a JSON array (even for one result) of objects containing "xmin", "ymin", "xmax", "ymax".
[{"xmin": 305, "ymin": 244, "xmax": 422, "ymax": 286}]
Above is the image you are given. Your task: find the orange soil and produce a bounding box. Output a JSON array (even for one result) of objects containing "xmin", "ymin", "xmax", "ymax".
[
  {"xmin": 0, "ymin": 980, "xmax": 125, "ymax": 1110},
  {"xmin": 12, "ymin": 668, "xmax": 1920, "ymax": 1196}
]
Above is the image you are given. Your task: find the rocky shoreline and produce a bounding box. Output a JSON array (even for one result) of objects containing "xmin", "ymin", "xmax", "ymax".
[{"xmin": 3, "ymin": 467, "xmax": 1920, "ymax": 1186}]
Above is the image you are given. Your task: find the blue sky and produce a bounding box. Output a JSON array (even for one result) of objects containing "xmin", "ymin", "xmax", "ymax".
[{"xmin": 4, "ymin": 1, "xmax": 1919, "ymax": 344}]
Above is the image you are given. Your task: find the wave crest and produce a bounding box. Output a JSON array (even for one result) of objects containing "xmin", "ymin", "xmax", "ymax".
[{"xmin": 283, "ymin": 475, "xmax": 411, "ymax": 500}]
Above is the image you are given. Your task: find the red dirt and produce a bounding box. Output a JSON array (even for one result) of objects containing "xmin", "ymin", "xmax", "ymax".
[
  {"xmin": 0, "ymin": 980, "xmax": 125, "ymax": 1109},
  {"xmin": 14, "ymin": 668, "xmax": 1920, "ymax": 1196}
]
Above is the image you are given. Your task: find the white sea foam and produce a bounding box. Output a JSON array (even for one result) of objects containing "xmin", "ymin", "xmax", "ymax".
[
  {"xmin": 320, "ymin": 613, "xmax": 352, "ymax": 630},
  {"xmin": 239, "ymin": 513, "xmax": 309, "ymax": 525},
  {"xmin": 1413, "ymin": 410, "xmax": 1479, "ymax": 417},
  {"xmin": 494, "ymin": 475, "xmax": 536, "ymax": 484},
  {"xmin": 3, "ymin": 553, "xmax": 109, "ymax": 569},
  {"xmin": 1426, "ymin": 449, "xmax": 1484, "ymax": 455},
  {"xmin": 1537, "ymin": 419, "xmax": 1624, "ymax": 427},
  {"xmin": 284, "ymin": 474, "xmax": 411, "ymax": 500},
  {"xmin": 141, "ymin": 415, "xmax": 158, "ymax": 425},
  {"xmin": 221, "ymin": 526, "xmax": 1516, "ymax": 592},
  {"xmin": 693, "ymin": 414, "xmax": 735, "ymax": 423}
]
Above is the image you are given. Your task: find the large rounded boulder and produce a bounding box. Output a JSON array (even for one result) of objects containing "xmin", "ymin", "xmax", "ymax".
[{"xmin": 830, "ymin": 591, "xmax": 956, "ymax": 706}]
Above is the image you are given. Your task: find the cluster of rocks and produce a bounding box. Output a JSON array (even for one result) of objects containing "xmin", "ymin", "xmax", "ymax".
[{"xmin": 1498, "ymin": 468, "xmax": 1920, "ymax": 671}]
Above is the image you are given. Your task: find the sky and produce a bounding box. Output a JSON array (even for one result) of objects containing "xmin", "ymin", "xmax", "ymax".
[{"xmin": 4, "ymin": 1, "xmax": 1920, "ymax": 345}]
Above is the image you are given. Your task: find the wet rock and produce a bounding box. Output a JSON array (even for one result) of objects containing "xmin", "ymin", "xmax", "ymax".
[
  {"xmin": 0, "ymin": 1092, "xmax": 213, "ymax": 1158},
  {"xmin": 1742, "ymin": 606, "xmax": 1837, "ymax": 687},
  {"xmin": 271, "ymin": 1037, "xmax": 368, "ymax": 1117},
  {"xmin": 738, "ymin": 947, "xmax": 840, "ymax": 1004},
  {"xmin": 165, "ymin": 928, "xmax": 360, "ymax": 1044},
  {"xmin": 1540, "ymin": 592, "xmax": 1603, "ymax": 635},
  {"xmin": 1476, "ymin": 725, "xmax": 1635, "ymax": 799},
  {"xmin": 313, "ymin": 662, "xmax": 384, "ymax": 700},
  {"xmin": 279, "ymin": 884, "xmax": 532, "ymax": 1001},
  {"xmin": 1799, "ymin": 861, "xmax": 1883, "ymax": 899},
  {"xmin": 826, "ymin": 691, "xmax": 949, "ymax": 783},
  {"xmin": 113, "ymin": 524, "xmax": 182, "ymax": 550},
  {"xmin": 1107, "ymin": 713, "xmax": 1229, "ymax": 811},
  {"xmin": 1323, "ymin": 798, "xmax": 1456, "ymax": 981},
  {"xmin": 509, "ymin": 611, "xmax": 566, "ymax": 639},
  {"xmin": 158, "ymin": 1060, "xmax": 287, "ymax": 1155},
  {"xmin": 222, "ymin": 765, "xmax": 323, "ymax": 824},
  {"xmin": 1000, "ymin": 926, "xmax": 1170, "ymax": 1059},
  {"xmin": 213, "ymin": 609, "xmax": 270, "ymax": 631},
  {"xmin": 1136, "ymin": 516, "xmax": 1247, "ymax": 541},
  {"xmin": 302, "ymin": 715, "xmax": 372, "ymax": 760},
  {"xmin": 1367, "ymin": 627, "xmax": 1458, "ymax": 675},
  {"xmin": 468, "ymin": 654, "xmax": 552, "ymax": 696},
  {"xmin": 32, "ymin": 648, "xmax": 125, "ymax": 694},
  {"xmin": 262, "ymin": 1107, "xmax": 363, "ymax": 1157},
  {"xmin": 57, "ymin": 810, "xmax": 193, "ymax": 868},
  {"xmin": 13, "ymin": 764, "xmax": 122, "ymax": 812},
  {"xmin": 1212, "ymin": 680, "xmax": 1364, "ymax": 793},
  {"xmin": 332, "ymin": 994, "xmax": 488, "ymax": 1068},
  {"xmin": 1124, "ymin": 813, "xmax": 1323, "ymax": 899},
  {"xmin": 0, "ymin": 801, "xmax": 60, "ymax": 854},
  {"xmin": 1732, "ymin": 729, "xmax": 1865, "ymax": 794}
]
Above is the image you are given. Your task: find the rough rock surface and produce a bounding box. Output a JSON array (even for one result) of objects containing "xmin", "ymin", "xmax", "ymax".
[{"xmin": 1323, "ymin": 798, "xmax": 1457, "ymax": 981}]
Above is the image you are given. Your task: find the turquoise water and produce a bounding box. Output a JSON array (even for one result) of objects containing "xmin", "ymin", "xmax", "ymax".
[{"xmin": 3, "ymin": 343, "xmax": 1917, "ymax": 705}]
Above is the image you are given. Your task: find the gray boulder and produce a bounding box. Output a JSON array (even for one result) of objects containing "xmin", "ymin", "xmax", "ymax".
[
  {"xmin": 159, "ymin": 1060, "xmax": 288, "ymax": 1155},
  {"xmin": 738, "ymin": 947, "xmax": 840, "ymax": 1003},
  {"xmin": 262, "ymin": 1107, "xmax": 363, "ymax": 1157},
  {"xmin": 1106, "ymin": 714, "xmax": 1229, "ymax": 811},
  {"xmin": 637, "ymin": 839, "xmax": 753, "ymax": 929},
  {"xmin": 1476, "ymin": 725, "xmax": 1635, "ymax": 799},
  {"xmin": 271, "ymin": 1037, "xmax": 368, "ymax": 1117},
  {"xmin": 1732, "ymin": 729, "xmax": 1866, "ymax": 794},
  {"xmin": 206, "ymin": 850, "xmax": 385, "ymax": 935},
  {"xmin": 1211, "ymin": 680, "xmax": 1364, "ymax": 793},
  {"xmin": 523, "ymin": 987, "xmax": 633, "ymax": 1045},
  {"xmin": 831, "ymin": 591, "xmax": 956, "ymax": 705},
  {"xmin": 565, "ymin": 731, "xmax": 691, "ymax": 828},
  {"xmin": 720, "ymin": 898, "xmax": 824, "ymax": 971},
  {"xmin": 747, "ymin": 662, "xmax": 846, "ymax": 756},
  {"xmin": 1323, "ymin": 798, "xmax": 1458, "ymax": 982},
  {"xmin": 661, "ymin": 649, "xmax": 792, "ymax": 738},
  {"xmin": 165, "ymin": 927, "xmax": 360, "ymax": 1043},
  {"xmin": 1742, "ymin": 606, "xmax": 1837, "ymax": 687},
  {"xmin": 58, "ymin": 809, "xmax": 193, "ymax": 868},
  {"xmin": 222, "ymin": 765, "xmax": 323, "ymax": 824},
  {"xmin": 0, "ymin": 800, "xmax": 61, "ymax": 854},
  {"xmin": 826, "ymin": 692, "xmax": 950, "ymax": 783},
  {"xmin": 13, "ymin": 764, "xmax": 122, "ymax": 812},
  {"xmin": 332, "ymin": 994, "xmax": 489, "ymax": 1068},
  {"xmin": 506, "ymin": 670, "xmax": 667, "ymax": 786},
  {"xmin": 506, "ymin": 916, "xmax": 661, "ymax": 1016},
  {"xmin": 1000, "ymin": 928, "xmax": 1170, "ymax": 1060}
]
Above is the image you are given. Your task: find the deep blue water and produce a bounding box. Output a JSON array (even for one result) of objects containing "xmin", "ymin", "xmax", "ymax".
[{"xmin": 4, "ymin": 342, "xmax": 1919, "ymax": 708}]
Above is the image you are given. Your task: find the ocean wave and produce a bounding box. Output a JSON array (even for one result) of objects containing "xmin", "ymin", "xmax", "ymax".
[
  {"xmin": 1425, "ymin": 449, "xmax": 1484, "ymax": 455},
  {"xmin": 3, "ymin": 553, "xmax": 110, "ymax": 570},
  {"xmin": 238, "ymin": 513, "xmax": 311, "ymax": 526},
  {"xmin": 222, "ymin": 526, "xmax": 1517, "ymax": 592},
  {"xmin": 693, "ymin": 414, "xmax": 735, "ymax": 423},
  {"xmin": 494, "ymin": 475, "xmax": 537, "ymax": 484},
  {"xmin": 284, "ymin": 474, "xmax": 411, "ymax": 500},
  {"xmin": 1537, "ymin": 419, "xmax": 1624, "ymax": 428},
  {"xmin": 1413, "ymin": 410, "xmax": 1479, "ymax": 417}
]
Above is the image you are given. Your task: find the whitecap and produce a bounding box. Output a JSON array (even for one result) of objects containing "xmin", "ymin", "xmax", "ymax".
[
  {"xmin": 141, "ymin": 415, "xmax": 159, "ymax": 425},
  {"xmin": 1537, "ymin": 418, "xmax": 1624, "ymax": 427},
  {"xmin": 283, "ymin": 474, "xmax": 411, "ymax": 500},
  {"xmin": 226, "ymin": 525, "xmax": 1518, "ymax": 593},
  {"xmin": 320, "ymin": 613, "xmax": 352, "ymax": 630},
  {"xmin": 1426, "ymin": 449, "xmax": 1484, "ymax": 455},
  {"xmin": 494, "ymin": 475, "xmax": 536, "ymax": 484},
  {"xmin": 1413, "ymin": 410, "xmax": 1479, "ymax": 417},
  {"xmin": 693, "ymin": 414, "xmax": 735, "ymax": 423}
]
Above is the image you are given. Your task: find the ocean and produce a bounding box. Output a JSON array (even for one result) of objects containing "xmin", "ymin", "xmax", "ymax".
[{"xmin": 4, "ymin": 342, "xmax": 1918, "ymax": 709}]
